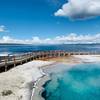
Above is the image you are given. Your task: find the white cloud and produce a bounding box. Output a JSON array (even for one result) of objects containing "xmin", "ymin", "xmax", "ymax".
[
  {"xmin": 54, "ymin": 0, "xmax": 100, "ymax": 20},
  {"xmin": 0, "ymin": 33, "xmax": 100, "ymax": 44},
  {"xmin": 0, "ymin": 25, "xmax": 7, "ymax": 32}
]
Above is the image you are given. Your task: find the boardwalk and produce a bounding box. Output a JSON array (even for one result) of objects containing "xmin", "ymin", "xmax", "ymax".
[{"xmin": 0, "ymin": 50, "xmax": 99, "ymax": 73}]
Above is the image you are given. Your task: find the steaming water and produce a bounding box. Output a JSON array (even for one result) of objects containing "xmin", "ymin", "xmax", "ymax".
[{"xmin": 42, "ymin": 63, "xmax": 100, "ymax": 100}]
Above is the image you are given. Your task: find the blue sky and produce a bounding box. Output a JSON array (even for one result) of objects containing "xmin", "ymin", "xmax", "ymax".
[
  {"xmin": 0, "ymin": 0, "xmax": 66, "ymax": 39},
  {"xmin": 0, "ymin": 0, "xmax": 100, "ymax": 44}
]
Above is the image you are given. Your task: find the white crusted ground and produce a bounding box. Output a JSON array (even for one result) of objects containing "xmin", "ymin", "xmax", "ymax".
[
  {"xmin": 0, "ymin": 60, "xmax": 54, "ymax": 100},
  {"xmin": 73, "ymin": 55, "xmax": 100, "ymax": 63}
]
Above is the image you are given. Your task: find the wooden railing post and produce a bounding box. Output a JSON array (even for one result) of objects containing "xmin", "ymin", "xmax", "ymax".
[
  {"xmin": 4, "ymin": 56, "xmax": 8, "ymax": 72},
  {"xmin": 13, "ymin": 55, "xmax": 16, "ymax": 67},
  {"xmin": 20, "ymin": 55, "xmax": 22, "ymax": 65},
  {"xmin": 30, "ymin": 53, "xmax": 32, "ymax": 61},
  {"xmin": 26, "ymin": 53, "xmax": 28, "ymax": 62},
  {"xmin": 32, "ymin": 52, "xmax": 34, "ymax": 60}
]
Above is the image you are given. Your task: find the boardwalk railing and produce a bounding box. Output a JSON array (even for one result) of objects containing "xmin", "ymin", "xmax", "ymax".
[{"xmin": 0, "ymin": 50, "xmax": 99, "ymax": 72}]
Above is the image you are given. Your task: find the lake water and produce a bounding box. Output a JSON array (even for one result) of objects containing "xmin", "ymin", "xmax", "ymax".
[
  {"xmin": 42, "ymin": 63, "xmax": 100, "ymax": 100},
  {"xmin": 0, "ymin": 44, "xmax": 100, "ymax": 55}
]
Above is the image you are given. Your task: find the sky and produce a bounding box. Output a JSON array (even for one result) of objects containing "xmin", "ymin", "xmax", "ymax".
[{"xmin": 0, "ymin": 0, "xmax": 100, "ymax": 44}]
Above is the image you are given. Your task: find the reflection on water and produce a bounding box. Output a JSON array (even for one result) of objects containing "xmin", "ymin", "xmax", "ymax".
[{"xmin": 42, "ymin": 63, "xmax": 100, "ymax": 100}]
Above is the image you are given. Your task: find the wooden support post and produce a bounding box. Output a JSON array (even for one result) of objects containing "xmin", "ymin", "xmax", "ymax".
[
  {"xmin": 29, "ymin": 53, "xmax": 31, "ymax": 61},
  {"xmin": 63, "ymin": 53, "xmax": 65, "ymax": 57},
  {"xmin": 26, "ymin": 54, "xmax": 28, "ymax": 63},
  {"xmin": 13, "ymin": 55, "xmax": 16, "ymax": 67},
  {"xmin": 32, "ymin": 52, "xmax": 34, "ymax": 60},
  {"xmin": 5, "ymin": 56, "xmax": 8, "ymax": 72},
  {"xmin": 68, "ymin": 53, "xmax": 70, "ymax": 56},
  {"xmin": 20, "ymin": 56, "xmax": 22, "ymax": 65},
  {"xmin": 58, "ymin": 52, "xmax": 60, "ymax": 57}
]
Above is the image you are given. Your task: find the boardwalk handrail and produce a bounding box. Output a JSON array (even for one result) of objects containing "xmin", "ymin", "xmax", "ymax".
[{"xmin": 0, "ymin": 50, "xmax": 99, "ymax": 72}]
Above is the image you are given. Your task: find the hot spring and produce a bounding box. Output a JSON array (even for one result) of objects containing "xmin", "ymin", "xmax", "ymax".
[{"xmin": 42, "ymin": 63, "xmax": 100, "ymax": 100}]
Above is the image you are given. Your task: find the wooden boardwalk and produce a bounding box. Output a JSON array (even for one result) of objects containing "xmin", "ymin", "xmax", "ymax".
[{"xmin": 0, "ymin": 50, "xmax": 99, "ymax": 73}]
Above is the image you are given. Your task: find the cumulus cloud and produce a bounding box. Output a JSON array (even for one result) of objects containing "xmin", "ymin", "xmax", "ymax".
[
  {"xmin": 0, "ymin": 25, "xmax": 7, "ymax": 32},
  {"xmin": 0, "ymin": 33, "xmax": 100, "ymax": 44},
  {"xmin": 54, "ymin": 0, "xmax": 100, "ymax": 20}
]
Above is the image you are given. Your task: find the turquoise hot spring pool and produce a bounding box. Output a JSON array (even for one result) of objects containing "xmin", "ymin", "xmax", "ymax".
[{"xmin": 42, "ymin": 63, "xmax": 100, "ymax": 100}]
